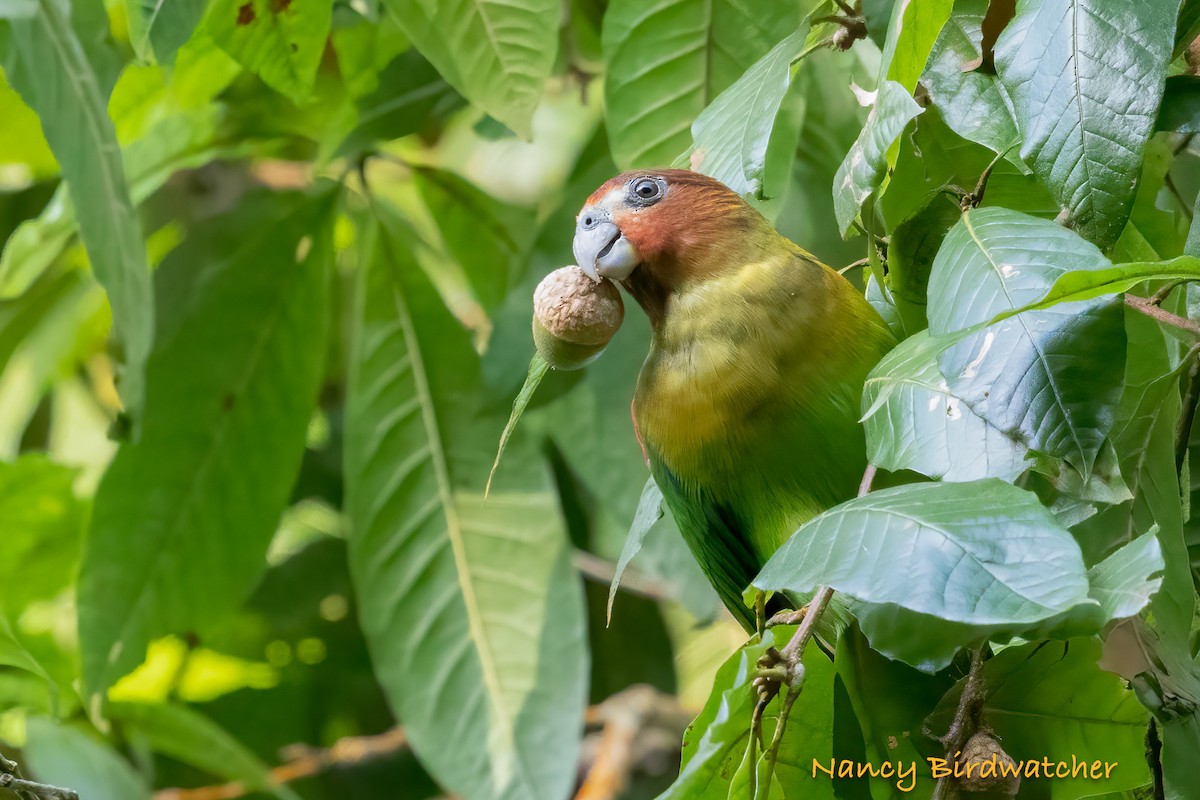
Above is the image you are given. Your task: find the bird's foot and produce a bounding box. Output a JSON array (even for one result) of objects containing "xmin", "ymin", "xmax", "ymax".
[{"xmin": 751, "ymin": 645, "xmax": 806, "ymax": 706}]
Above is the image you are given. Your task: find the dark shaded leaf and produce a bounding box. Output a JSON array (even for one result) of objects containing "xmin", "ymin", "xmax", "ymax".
[{"xmin": 79, "ymin": 191, "xmax": 335, "ymax": 699}]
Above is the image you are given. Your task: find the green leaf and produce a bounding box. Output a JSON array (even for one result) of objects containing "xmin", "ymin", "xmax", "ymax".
[
  {"xmin": 0, "ymin": 455, "xmax": 83, "ymax": 617},
  {"xmin": 926, "ymin": 640, "xmax": 1151, "ymax": 799},
  {"xmin": 0, "ymin": 106, "xmax": 251, "ymax": 299},
  {"xmin": 1158, "ymin": 75, "xmax": 1200, "ymax": 133},
  {"xmin": 205, "ymin": 0, "xmax": 331, "ymax": 103},
  {"xmin": 126, "ymin": 0, "xmax": 207, "ymax": 64},
  {"xmin": 833, "ymin": 80, "xmax": 923, "ymax": 235},
  {"xmin": 754, "ymin": 480, "xmax": 1097, "ymax": 628},
  {"xmin": 660, "ymin": 626, "xmax": 835, "ymax": 800},
  {"xmin": 2, "ymin": 0, "xmax": 154, "ymax": 426},
  {"xmin": 0, "ymin": 615, "xmax": 57, "ymax": 712},
  {"xmin": 379, "ymin": 0, "xmax": 559, "ymax": 139},
  {"xmin": 753, "ymin": 480, "xmax": 1120, "ymax": 669},
  {"xmin": 78, "ymin": 191, "xmax": 336, "ymax": 700},
  {"xmin": 601, "ymin": 0, "xmax": 797, "ymax": 170},
  {"xmin": 861, "ymin": 330, "xmax": 1030, "ymax": 482},
  {"xmin": 1086, "ymin": 530, "xmax": 1164, "ymax": 622},
  {"xmin": 333, "ymin": 49, "xmax": 461, "ymax": 160},
  {"xmin": 607, "ymin": 476, "xmax": 664, "ymax": 623},
  {"xmin": 835, "ymin": 626, "xmax": 950, "ymax": 798},
  {"xmin": 1015, "ymin": 256, "xmax": 1200, "ymax": 312},
  {"xmin": 344, "ymin": 208, "xmax": 586, "ymax": 800},
  {"xmin": 920, "ymin": 0, "xmax": 1021, "ymax": 158},
  {"xmin": 928, "ymin": 207, "xmax": 1127, "ymax": 476},
  {"xmin": 687, "ymin": 29, "xmax": 807, "ymax": 198},
  {"xmin": 884, "ymin": 193, "xmax": 961, "ymax": 332},
  {"xmin": 994, "ymin": 0, "xmax": 1182, "ymax": 248},
  {"xmin": 24, "ymin": 718, "xmax": 151, "ymax": 800},
  {"xmin": 487, "ymin": 353, "xmax": 549, "ymax": 497},
  {"xmin": 876, "ymin": 0, "xmax": 952, "ymax": 93},
  {"xmin": 108, "ymin": 702, "xmax": 299, "ymax": 800}
]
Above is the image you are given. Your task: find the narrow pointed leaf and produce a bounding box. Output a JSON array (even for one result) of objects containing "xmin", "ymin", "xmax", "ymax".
[{"xmin": 2, "ymin": 0, "xmax": 153, "ymax": 425}]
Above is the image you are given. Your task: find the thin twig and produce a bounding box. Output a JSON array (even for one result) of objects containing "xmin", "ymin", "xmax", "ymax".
[
  {"xmin": 153, "ymin": 729, "xmax": 408, "ymax": 800},
  {"xmin": 571, "ymin": 550, "xmax": 671, "ymax": 603},
  {"xmin": 1126, "ymin": 294, "xmax": 1200, "ymax": 338},
  {"xmin": 930, "ymin": 646, "xmax": 988, "ymax": 800}
]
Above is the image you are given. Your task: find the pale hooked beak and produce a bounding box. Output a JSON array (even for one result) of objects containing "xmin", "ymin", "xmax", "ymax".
[{"xmin": 573, "ymin": 207, "xmax": 638, "ymax": 282}]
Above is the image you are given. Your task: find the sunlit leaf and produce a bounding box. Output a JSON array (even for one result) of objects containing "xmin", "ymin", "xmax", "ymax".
[
  {"xmin": 205, "ymin": 0, "xmax": 331, "ymax": 103},
  {"xmin": 928, "ymin": 208, "xmax": 1127, "ymax": 476},
  {"xmin": 1, "ymin": 0, "xmax": 154, "ymax": 425},
  {"xmin": 994, "ymin": 0, "xmax": 1181, "ymax": 248},
  {"xmin": 862, "ymin": 331, "xmax": 1030, "ymax": 482},
  {"xmin": 833, "ymin": 80, "xmax": 923, "ymax": 235},
  {"xmin": 379, "ymin": 0, "xmax": 559, "ymax": 139}
]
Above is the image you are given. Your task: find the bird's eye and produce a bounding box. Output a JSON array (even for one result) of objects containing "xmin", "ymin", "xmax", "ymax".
[{"xmin": 627, "ymin": 176, "xmax": 665, "ymax": 206}]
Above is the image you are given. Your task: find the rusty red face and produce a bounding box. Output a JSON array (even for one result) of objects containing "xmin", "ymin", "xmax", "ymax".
[{"xmin": 572, "ymin": 169, "xmax": 751, "ymax": 284}]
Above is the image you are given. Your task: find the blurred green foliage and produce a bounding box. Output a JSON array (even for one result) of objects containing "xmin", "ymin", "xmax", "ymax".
[{"xmin": 0, "ymin": 1, "xmax": 1199, "ymax": 799}]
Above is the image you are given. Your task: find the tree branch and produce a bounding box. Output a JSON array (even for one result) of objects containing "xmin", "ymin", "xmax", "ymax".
[
  {"xmin": 930, "ymin": 645, "xmax": 988, "ymax": 800},
  {"xmin": 1126, "ymin": 294, "xmax": 1200, "ymax": 338},
  {"xmin": 0, "ymin": 752, "xmax": 78, "ymax": 800},
  {"xmin": 152, "ymin": 729, "xmax": 408, "ymax": 800}
]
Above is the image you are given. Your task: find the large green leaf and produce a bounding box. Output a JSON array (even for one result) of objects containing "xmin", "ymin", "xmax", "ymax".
[
  {"xmin": 920, "ymin": 0, "xmax": 1020, "ymax": 158},
  {"xmin": 108, "ymin": 702, "xmax": 298, "ymax": 800},
  {"xmin": 378, "ymin": 0, "xmax": 559, "ymax": 139},
  {"xmin": 205, "ymin": 0, "xmax": 331, "ymax": 103},
  {"xmin": 994, "ymin": 0, "xmax": 1182, "ymax": 248},
  {"xmin": 928, "ymin": 207, "xmax": 1126, "ymax": 476},
  {"xmin": 752, "ymin": 479, "xmax": 1159, "ymax": 669},
  {"xmin": 687, "ymin": 29, "xmax": 807, "ymax": 198},
  {"xmin": 754, "ymin": 480, "xmax": 1098, "ymax": 631},
  {"xmin": 601, "ymin": 0, "xmax": 797, "ymax": 169},
  {"xmin": 78, "ymin": 191, "xmax": 335, "ymax": 701},
  {"xmin": 1, "ymin": 0, "xmax": 153, "ymax": 426},
  {"xmin": 24, "ymin": 718, "xmax": 151, "ymax": 800},
  {"xmin": 344, "ymin": 208, "xmax": 586, "ymax": 800},
  {"xmin": 0, "ymin": 455, "xmax": 83, "ymax": 617},
  {"xmin": 0, "ymin": 615, "xmax": 57, "ymax": 712},
  {"xmin": 861, "ymin": 331, "xmax": 1030, "ymax": 482},
  {"xmin": 659, "ymin": 626, "xmax": 835, "ymax": 800},
  {"xmin": 126, "ymin": 0, "xmax": 207, "ymax": 64},
  {"xmin": 832, "ymin": 80, "xmax": 923, "ymax": 235},
  {"xmin": 926, "ymin": 640, "xmax": 1151, "ymax": 799}
]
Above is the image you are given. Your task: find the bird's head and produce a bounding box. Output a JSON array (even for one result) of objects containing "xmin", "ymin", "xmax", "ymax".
[{"xmin": 572, "ymin": 170, "xmax": 776, "ymax": 320}]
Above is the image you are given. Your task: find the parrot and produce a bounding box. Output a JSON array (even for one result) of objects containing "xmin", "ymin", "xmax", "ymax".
[{"xmin": 571, "ymin": 169, "xmax": 896, "ymax": 633}]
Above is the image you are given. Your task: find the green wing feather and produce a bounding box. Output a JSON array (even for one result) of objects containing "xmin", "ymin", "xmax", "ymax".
[{"xmin": 649, "ymin": 450, "xmax": 763, "ymax": 631}]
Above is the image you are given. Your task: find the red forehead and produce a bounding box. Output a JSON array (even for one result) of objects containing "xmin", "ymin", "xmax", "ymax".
[{"xmin": 583, "ymin": 169, "xmax": 732, "ymax": 208}]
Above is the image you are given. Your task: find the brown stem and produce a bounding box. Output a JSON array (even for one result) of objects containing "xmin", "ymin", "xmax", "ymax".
[
  {"xmin": 1126, "ymin": 294, "xmax": 1200, "ymax": 338},
  {"xmin": 931, "ymin": 646, "xmax": 988, "ymax": 800}
]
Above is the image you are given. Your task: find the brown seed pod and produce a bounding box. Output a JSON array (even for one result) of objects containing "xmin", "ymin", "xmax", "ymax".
[
  {"xmin": 532, "ymin": 266, "xmax": 624, "ymax": 370},
  {"xmin": 956, "ymin": 731, "xmax": 1020, "ymax": 797}
]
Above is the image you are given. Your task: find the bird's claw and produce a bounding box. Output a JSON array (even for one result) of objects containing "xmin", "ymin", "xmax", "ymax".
[{"xmin": 753, "ymin": 645, "xmax": 807, "ymax": 707}]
